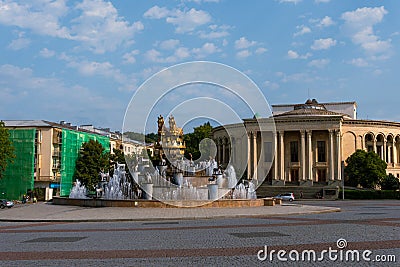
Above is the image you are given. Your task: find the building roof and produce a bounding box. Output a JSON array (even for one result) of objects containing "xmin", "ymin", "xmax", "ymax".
[
  {"xmin": 3, "ymin": 120, "xmax": 53, "ymax": 127},
  {"xmin": 272, "ymin": 100, "xmax": 357, "ymax": 108},
  {"xmin": 273, "ymin": 99, "xmax": 350, "ymax": 118}
]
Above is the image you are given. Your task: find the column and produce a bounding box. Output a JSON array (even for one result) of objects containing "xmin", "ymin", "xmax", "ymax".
[
  {"xmin": 222, "ymin": 141, "xmax": 226, "ymax": 165},
  {"xmin": 301, "ymin": 130, "xmax": 306, "ymax": 181},
  {"xmin": 307, "ymin": 130, "xmax": 312, "ymax": 180},
  {"xmin": 279, "ymin": 131, "xmax": 285, "ymax": 181},
  {"xmin": 383, "ymin": 140, "xmax": 387, "ymax": 162},
  {"xmin": 252, "ymin": 132, "xmax": 258, "ymax": 180},
  {"xmin": 388, "ymin": 146, "xmax": 391, "ymax": 164},
  {"xmin": 394, "ymin": 140, "xmax": 398, "ymax": 165},
  {"xmin": 247, "ymin": 133, "xmax": 251, "ymax": 180},
  {"xmin": 360, "ymin": 135, "xmax": 364, "ymax": 151},
  {"xmin": 274, "ymin": 132, "xmax": 278, "ymax": 180},
  {"xmin": 336, "ymin": 130, "xmax": 341, "ymax": 180},
  {"xmin": 231, "ymin": 138, "xmax": 236, "ymax": 164},
  {"xmin": 329, "ymin": 129, "xmax": 334, "ymax": 180},
  {"xmin": 373, "ymin": 138, "xmax": 377, "ymax": 153}
]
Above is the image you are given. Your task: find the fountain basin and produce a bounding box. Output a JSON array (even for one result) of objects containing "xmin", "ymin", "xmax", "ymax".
[{"xmin": 52, "ymin": 197, "xmax": 279, "ymax": 208}]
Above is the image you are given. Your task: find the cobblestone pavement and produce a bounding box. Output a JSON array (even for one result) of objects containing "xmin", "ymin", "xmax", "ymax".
[{"xmin": 0, "ymin": 200, "xmax": 398, "ymax": 266}]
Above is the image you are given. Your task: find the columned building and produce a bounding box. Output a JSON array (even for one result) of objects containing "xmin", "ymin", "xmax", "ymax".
[{"xmin": 212, "ymin": 99, "xmax": 400, "ymax": 187}]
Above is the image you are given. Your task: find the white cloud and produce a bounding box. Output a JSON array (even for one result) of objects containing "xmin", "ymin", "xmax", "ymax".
[
  {"xmin": 143, "ymin": 5, "xmax": 170, "ymax": 19},
  {"xmin": 198, "ymin": 25, "xmax": 231, "ymax": 39},
  {"xmin": 294, "ymin": 25, "xmax": 311, "ymax": 37},
  {"xmin": 311, "ymin": 38, "xmax": 336, "ymax": 50},
  {"xmin": 278, "ymin": 0, "xmax": 302, "ymax": 4},
  {"xmin": 222, "ymin": 39, "xmax": 228, "ymax": 46},
  {"xmin": 39, "ymin": 48, "xmax": 56, "ymax": 58},
  {"xmin": 192, "ymin": 42, "xmax": 219, "ymax": 58},
  {"xmin": 145, "ymin": 46, "xmax": 191, "ymax": 63},
  {"xmin": 255, "ymin": 47, "xmax": 267, "ymax": 54},
  {"xmin": 287, "ymin": 50, "xmax": 311, "ymax": 59},
  {"xmin": 0, "ymin": 0, "xmax": 70, "ymax": 38},
  {"xmin": 166, "ymin": 8, "xmax": 211, "ymax": 33},
  {"xmin": 308, "ymin": 58, "xmax": 330, "ymax": 68},
  {"xmin": 8, "ymin": 37, "xmax": 30, "ymax": 50},
  {"xmin": 144, "ymin": 6, "xmax": 211, "ymax": 34},
  {"xmin": 123, "ymin": 50, "xmax": 140, "ymax": 64},
  {"xmin": 348, "ymin": 58, "xmax": 369, "ymax": 67},
  {"xmin": 159, "ymin": 39, "xmax": 180, "ymax": 50},
  {"xmin": 0, "ymin": 64, "xmax": 125, "ymax": 127},
  {"xmin": 175, "ymin": 47, "xmax": 191, "ymax": 59},
  {"xmin": 182, "ymin": 0, "xmax": 221, "ymax": 3},
  {"xmin": 315, "ymin": 0, "xmax": 330, "ymax": 3},
  {"xmin": 287, "ymin": 50, "xmax": 299, "ymax": 59},
  {"xmin": 317, "ymin": 16, "xmax": 334, "ymax": 27},
  {"xmin": 234, "ymin": 37, "xmax": 257, "ymax": 50},
  {"xmin": 70, "ymin": 0, "xmax": 143, "ymax": 54},
  {"xmin": 341, "ymin": 6, "xmax": 391, "ymax": 57},
  {"xmin": 236, "ymin": 50, "xmax": 251, "ymax": 59},
  {"xmin": 0, "ymin": 0, "xmax": 142, "ymax": 54},
  {"xmin": 264, "ymin": 80, "xmax": 280, "ymax": 90}
]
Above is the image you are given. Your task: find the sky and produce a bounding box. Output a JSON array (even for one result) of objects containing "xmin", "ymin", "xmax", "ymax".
[{"xmin": 0, "ymin": 0, "xmax": 399, "ymax": 132}]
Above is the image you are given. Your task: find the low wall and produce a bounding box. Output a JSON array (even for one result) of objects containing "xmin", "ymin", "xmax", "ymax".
[{"xmin": 52, "ymin": 197, "xmax": 279, "ymax": 208}]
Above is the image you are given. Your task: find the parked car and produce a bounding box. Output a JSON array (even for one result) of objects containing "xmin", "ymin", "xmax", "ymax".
[
  {"xmin": 274, "ymin": 193, "xmax": 295, "ymax": 202},
  {"xmin": 0, "ymin": 199, "xmax": 14, "ymax": 209}
]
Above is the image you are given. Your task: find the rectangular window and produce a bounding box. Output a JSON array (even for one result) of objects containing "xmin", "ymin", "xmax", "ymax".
[
  {"xmin": 264, "ymin": 142, "xmax": 272, "ymax": 162},
  {"xmin": 317, "ymin": 141, "xmax": 326, "ymax": 162},
  {"xmin": 290, "ymin": 141, "xmax": 299, "ymax": 162}
]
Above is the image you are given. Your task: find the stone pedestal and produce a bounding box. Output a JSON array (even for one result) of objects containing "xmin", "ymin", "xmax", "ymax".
[
  {"xmin": 328, "ymin": 180, "xmax": 341, "ymax": 187},
  {"xmin": 207, "ymin": 184, "xmax": 219, "ymax": 200},
  {"xmin": 299, "ymin": 180, "xmax": 313, "ymax": 186},
  {"xmin": 271, "ymin": 179, "xmax": 285, "ymax": 186},
  {"xmin": 216, "ymin": 174, "xmax": 224, "ymax": 188},
  {"xmin": 142, "ymin": 183, "xmax": 153, "ymax": 200}
]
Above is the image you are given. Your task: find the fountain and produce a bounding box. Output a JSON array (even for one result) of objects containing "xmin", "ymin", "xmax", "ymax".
[
  {"xmin": 57, "ymin": 115, "xmax": 273, "ymax": 208},
  {"xmin": 69, "ymin": 180, "xmax": 88, "ymax": 199}
]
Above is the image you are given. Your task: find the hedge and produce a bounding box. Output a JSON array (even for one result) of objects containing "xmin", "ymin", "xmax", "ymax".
[{"xmin": 339, "ymin": 189, "xmax": 399, "ymax": 199}]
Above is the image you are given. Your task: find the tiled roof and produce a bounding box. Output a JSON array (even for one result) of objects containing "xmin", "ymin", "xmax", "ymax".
[{"xmin": 273, "ymin": 108, "xmax": 347, "ymax": 118}]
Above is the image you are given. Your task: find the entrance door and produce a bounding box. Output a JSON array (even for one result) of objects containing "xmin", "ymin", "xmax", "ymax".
[
  {"xmin": 290, "ymin": 169, "xmax": 299, "ymax": 182},
  {"xmin": 317, "ymin": 169, "xmax": 327, "ymax": 182}
]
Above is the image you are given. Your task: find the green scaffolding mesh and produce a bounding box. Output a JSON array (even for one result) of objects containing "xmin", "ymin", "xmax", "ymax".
[
  {"xmin": 60, "ymin": 129, "xmax": 110, "ymax": 196},
  {"xmin": 0, "ymin": 129, "xmax": 35, "ymax": 200}
]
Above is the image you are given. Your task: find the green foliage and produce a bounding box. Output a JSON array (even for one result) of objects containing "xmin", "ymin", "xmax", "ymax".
[
  {"xmin": 74, "ymin": 140, "xmax": 109, "ymax": 190},
  {"xmin": 183, "ymin": 122, "xmax": 213, "ymax": 161},
  {"xmin": 340, "ymin": 189, "xmax": 399, "ymax": 199},
  {"xmin": 123, "ymin": 132, "xmax": 157, "ymax": 144},
  {"xmin": 0, "ymin": 121, "xmax": 15, "ymax": 179},
  {"xmin": 380, "ymin": 174, "xmax": 399, "ymax": 190},
  {"xmin": 344, "ymin": 149, "xmax": 387, "ymax": 189}
]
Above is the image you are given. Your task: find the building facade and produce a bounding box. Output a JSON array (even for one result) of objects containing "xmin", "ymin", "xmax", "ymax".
[
  {"xmin": 212, "ymin": 99, "xmax": 400, "ymax": 187},
  {"xmin": 2, "ymin": 120, "xmax": 150, "ymax": 201}
]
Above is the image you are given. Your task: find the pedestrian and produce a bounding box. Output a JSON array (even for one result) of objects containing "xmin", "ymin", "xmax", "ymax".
[{"xmin": 300, "ymin": 191, "xmax": 303, "ymax": 199}]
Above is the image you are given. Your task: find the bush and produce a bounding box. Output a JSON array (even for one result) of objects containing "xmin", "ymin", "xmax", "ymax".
[
  {"xmin": 339, "ymin": 189, "xmax": 399, "ymax": 199},
  {"xmin": 380, "ymin": 174, "xmax": 399, "ymax": 190}
]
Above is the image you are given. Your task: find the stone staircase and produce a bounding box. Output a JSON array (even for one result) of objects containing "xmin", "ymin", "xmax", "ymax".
[{"xmin": 256, "ymin": 184, "xmax": 334, "ymax": 199}]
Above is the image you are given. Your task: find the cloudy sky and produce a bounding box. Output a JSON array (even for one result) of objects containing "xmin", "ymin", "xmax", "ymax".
[{"xmin": 0, "ymin": 0, "xmax": 399, "ymax": 131}]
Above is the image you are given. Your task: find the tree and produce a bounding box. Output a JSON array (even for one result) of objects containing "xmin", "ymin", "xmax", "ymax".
[
  {"xmin": 0, "ymin": 121, "xmax": 15, "ymax": 179},
  {"xmin": 380, "ymin": 174, "xmax": 399, "ymax": 190},
  {"xmin": 74, "ymin": 140, "xmax": 109, "ymax": 191},
  {"xmin": 344, "ymin": 149, "xmax": 387, "ymax": 189},
  {"xmin": 183, "ymin": 122, "xmax": 213, "ymax": 161}
]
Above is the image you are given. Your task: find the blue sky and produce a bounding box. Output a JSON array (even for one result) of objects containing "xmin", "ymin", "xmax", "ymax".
[{"xmin": 0, "ymin": 0, "xmax": 399, "ymax": 132}]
